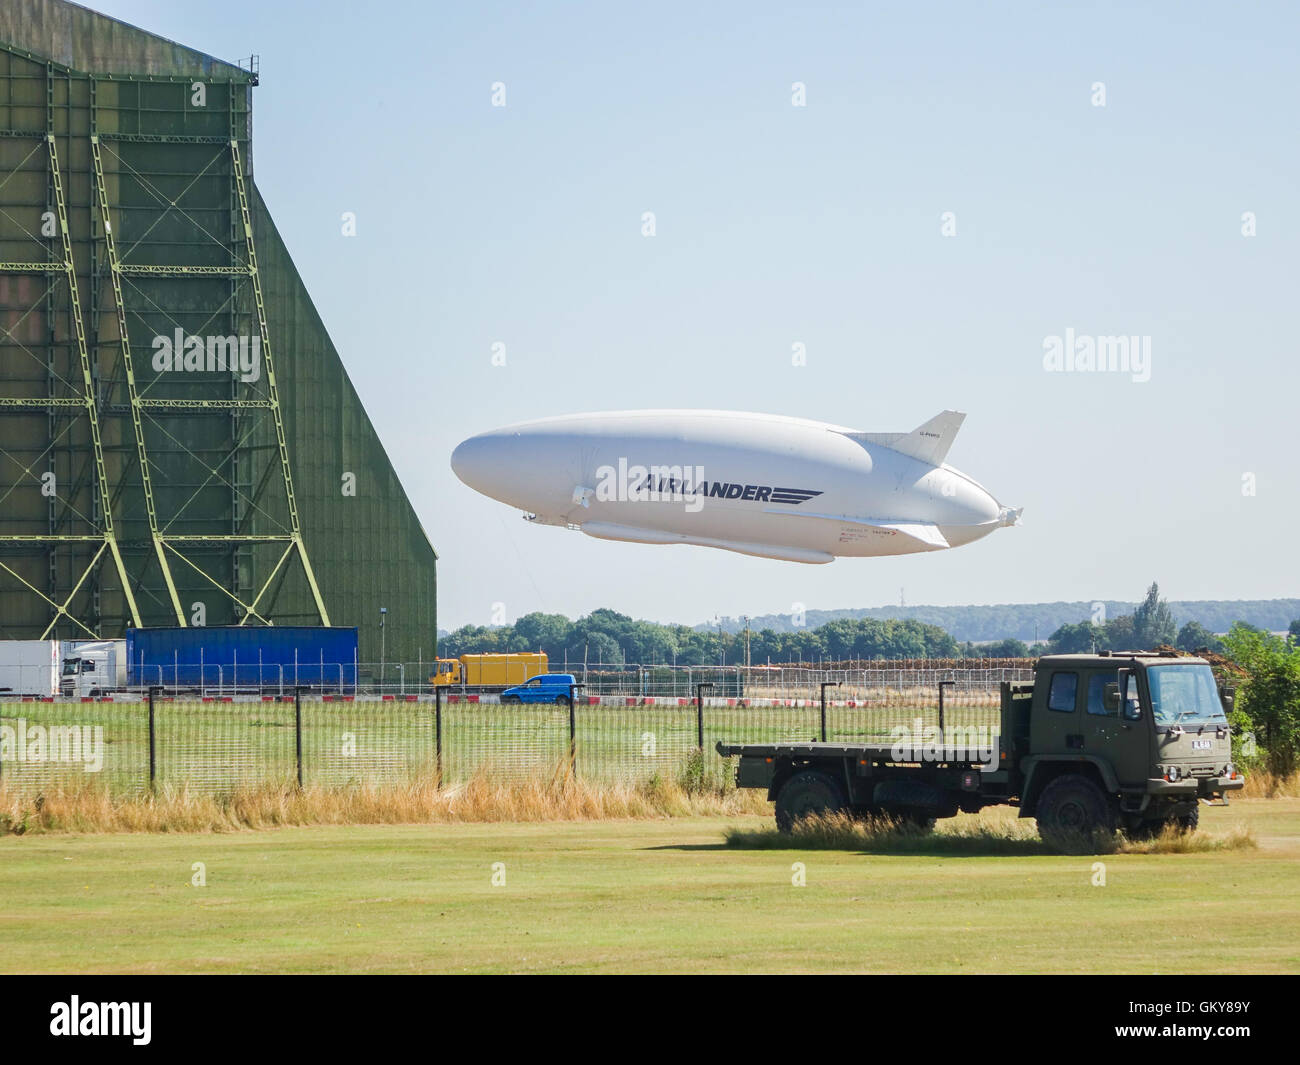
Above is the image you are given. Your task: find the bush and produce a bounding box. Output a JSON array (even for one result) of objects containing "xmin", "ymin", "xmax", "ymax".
[{"xmin": 1221, "ymin": 625, "xmax": 1300, "ymax": 775}]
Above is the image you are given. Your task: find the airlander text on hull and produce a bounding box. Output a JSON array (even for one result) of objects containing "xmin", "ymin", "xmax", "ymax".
[
  {"xmin": 587, "ymin": 459, "xmax": 824, "ymax": 514},
  {"xmin": 452, "ymin": 409, "xmax": 1021, "ymax": 565}
]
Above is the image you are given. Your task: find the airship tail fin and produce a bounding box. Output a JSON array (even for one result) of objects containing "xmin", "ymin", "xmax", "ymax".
[{"xmin": 850, "ymin": 410, "xmax": 966, "ymax": 466}]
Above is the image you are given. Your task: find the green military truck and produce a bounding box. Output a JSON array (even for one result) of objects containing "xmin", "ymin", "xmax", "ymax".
[{"xmin": 718, "ymin": 651, "xmax": 1244, "ymax": 852}]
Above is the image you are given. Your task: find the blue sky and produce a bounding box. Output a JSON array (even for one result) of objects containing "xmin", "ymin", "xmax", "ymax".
[{"xmin": 95, "ymin": 1, "xmax": 1300, "ymax": 629}]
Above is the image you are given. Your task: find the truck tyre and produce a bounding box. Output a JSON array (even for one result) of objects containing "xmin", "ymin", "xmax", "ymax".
[
  {"xmin": 1175, "ymin": 805, "xmax": 1199, "ymax": 833},
  {"xmin": 775, "ymin": 770, "xmax": 846, "ymax": 833},
  {"xmin": 554, "ymin": 694, "xmax": 571, "ymax": 707},
  {"xmin": 1036, "ymin": 774, "xmax": 1116, "ymax": 854}
]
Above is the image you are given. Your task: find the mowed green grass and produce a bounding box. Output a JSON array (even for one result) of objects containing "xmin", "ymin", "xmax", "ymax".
[{"xmin": 2, "ymin": 799, "xmax": 1297, "ymax": 974}]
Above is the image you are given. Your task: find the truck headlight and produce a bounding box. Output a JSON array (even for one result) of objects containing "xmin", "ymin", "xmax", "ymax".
[{"xmin": 1164, "ymin": 765, "xmax": 1180, "ymax": 782}]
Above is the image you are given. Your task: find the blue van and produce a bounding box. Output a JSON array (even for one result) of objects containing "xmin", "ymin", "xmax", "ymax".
[{"xmin": 500, "ymin": 673, "xmax": 577, "ymax": 705}]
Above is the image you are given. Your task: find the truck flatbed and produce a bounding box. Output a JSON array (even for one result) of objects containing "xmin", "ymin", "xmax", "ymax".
[{"xmin": 714, "ymin": 739, "xmax": 996, "ymax": 766}]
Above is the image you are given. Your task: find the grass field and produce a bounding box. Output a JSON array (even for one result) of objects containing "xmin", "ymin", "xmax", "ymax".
[{"xmin": 2, "ymin": 798, "xmax": 1297, "ymax": 973}]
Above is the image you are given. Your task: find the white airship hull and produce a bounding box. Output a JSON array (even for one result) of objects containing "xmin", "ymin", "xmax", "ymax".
[{"xmin": 451, "ymin": 409, "xmax": 1019, "ymax": 563}]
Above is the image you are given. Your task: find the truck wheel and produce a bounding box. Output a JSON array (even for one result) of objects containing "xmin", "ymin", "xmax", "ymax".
[
  {"xmin": 554, "ymin": 694, "xmax": 571, "ymax": 707},
  {"xmin": 1036, "ymin": 774, "xmax": 1116, "ymax": 854},
  {"xmin": 1174, "ymin": 806, "xmax": 1199, "ymax": 833},
  {"xmin": 774, "ymin": 770, "xmax": 845, "ymax": 833}
]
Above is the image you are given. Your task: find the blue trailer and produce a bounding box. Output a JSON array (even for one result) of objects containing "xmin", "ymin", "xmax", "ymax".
[{"xmin": 126, "ymin": 627, "xmax": 358, "ymax": 692}]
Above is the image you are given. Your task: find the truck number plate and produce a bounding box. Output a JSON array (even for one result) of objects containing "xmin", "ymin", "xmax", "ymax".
[{"xmin": 1192, "ymin": 739, "xmax": 1212, "ymax": 750}]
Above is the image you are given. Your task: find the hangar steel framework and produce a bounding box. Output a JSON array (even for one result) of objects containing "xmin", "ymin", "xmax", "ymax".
[{"xmin": 0, "ymin": 45, "xmax": 326, "ymax": 637}]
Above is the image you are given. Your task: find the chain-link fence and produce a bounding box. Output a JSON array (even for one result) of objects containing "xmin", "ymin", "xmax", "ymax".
[{"xmin": 0, "ymin": 666, "xmax": 1031, "ymax": 798}]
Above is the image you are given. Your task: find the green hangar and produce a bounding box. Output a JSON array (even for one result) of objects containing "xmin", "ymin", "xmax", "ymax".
[{"xmin": 0, "ymin": 0, "xmax": 436, "ymax": 666}]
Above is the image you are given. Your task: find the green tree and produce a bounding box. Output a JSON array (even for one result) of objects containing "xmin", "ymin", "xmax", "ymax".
[
  {"xmin": 1102, "ymin": 614, "xmax": 1135, "ymax": 650},
  {"xmin": 512, "ymin": 612, "xmax": 572, "ymax": 658},
  {"xmin": 440, "ymin": 624, "xmax": 507, "ymax": 657},
  {"xmin": 1175, "ymin": 621, "xmax": 1223, "ymax": 654},
  {"xmin": 1221, "ymin": 623, "xmax": 1300, "ymax": 774},
  {"xmin": 1132, "ymin": 582, "xmax": 1177, "ymax": 648},
  {"xmin": 582, "ymin": 631, "xmax": 624, "ymax": 667},
  {"xmin": 1046, "ymin": 621, "xmax": 1101, "ymax": 653},
  {"xmin": 623, "ymin": 621, "xmax": 680, "ymax": 665}
]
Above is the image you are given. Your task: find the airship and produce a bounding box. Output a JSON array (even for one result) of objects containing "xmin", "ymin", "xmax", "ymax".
[{"xmin": 450, "ymin": 409, "xmax": 1021, "ymax": 564}]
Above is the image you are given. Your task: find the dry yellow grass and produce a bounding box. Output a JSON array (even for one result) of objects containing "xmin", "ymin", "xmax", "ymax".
[
  {"xmin": 4, "ymin": 767, "xmax": 1291, "ymax": 839},
  {"xmin": 1241, "ymin": 770, "xmax": 1300, "ymax": 798},
  {"xmin": 0, "ymin": 769, "xmax": 771, "ymax": 836}
]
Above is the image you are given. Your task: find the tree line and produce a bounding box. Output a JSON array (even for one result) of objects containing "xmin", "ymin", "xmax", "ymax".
[
  {"xmin": 439, "ymin": 608, "xmax": 965, "ymax": 666},
  {"xmin": 439, "ymin": 583, "xmax": 1247, "ymax": 666}
]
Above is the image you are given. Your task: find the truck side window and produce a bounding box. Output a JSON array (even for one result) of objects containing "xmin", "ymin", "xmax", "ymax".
[
  {"xmin": 1048, "ymin": 672, "xmax": 1078, "ymax": 712},
  {"xmin": 1086, "ymin": 673, "xmax": 1118, "ymax": 717}
]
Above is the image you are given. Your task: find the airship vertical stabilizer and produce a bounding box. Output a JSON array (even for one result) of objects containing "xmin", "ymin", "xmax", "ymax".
[{"xmin": 848, "ymin": 410, "xmax": 966, "ymax": 465}]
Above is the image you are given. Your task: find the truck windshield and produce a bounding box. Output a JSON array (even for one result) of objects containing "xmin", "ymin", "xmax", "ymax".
[{"xmin": 1146, "ymin": 664, "xmax": 1226, "ymax": 726}]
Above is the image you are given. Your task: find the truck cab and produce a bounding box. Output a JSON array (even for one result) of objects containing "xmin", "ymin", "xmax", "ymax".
[
  {"xmin": 500, "ymin": 673, "xmax": 576, "ymax": 705},
  {"xmin": 430, "ymin": 659, "xmax": 462, "ymax": 686},
  {"xmin": 58, "ymin": 639, "xmax": 125, "ymax": 697},
  {"xmin": 1022, "ymin": 652, "xmax": 1241, "ymax": 841}
]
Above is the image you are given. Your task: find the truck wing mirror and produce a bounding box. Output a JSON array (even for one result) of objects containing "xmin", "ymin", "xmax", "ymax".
[{"xmin": 1117, "ymin": 668, "xmax": 1141, "ymax": 720}]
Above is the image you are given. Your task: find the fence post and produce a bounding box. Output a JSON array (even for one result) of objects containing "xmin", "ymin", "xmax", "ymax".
[
  {"xmin": 434, "ymin": 685, "xmax": 443, "ymax": 789},
  {"xmin": 148, "ymin": 685, "xmax": 161, "ymax": 792},
  {"xmin": 294, "ymin": 686, "xmax": 307, "ymax": 788},
  {"xmin": 819, "ymin": 681, "xmax": 840, "ymax": 742},
  {"xmin": 938, "ymin": 680, "xmax": 955, "ymax": 739},
  {"xmin": 567, "ymin": 683, "xmax": 584, "ymax": 779},
  {"xmin": 694, "ymin": 683, "xmax": 713, "ymax": 750}
]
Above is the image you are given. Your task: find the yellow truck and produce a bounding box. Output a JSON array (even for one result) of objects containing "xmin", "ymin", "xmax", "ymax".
[{"xmin": 430, "ymin": 652, "xmax": 547, "ymax": 689}]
